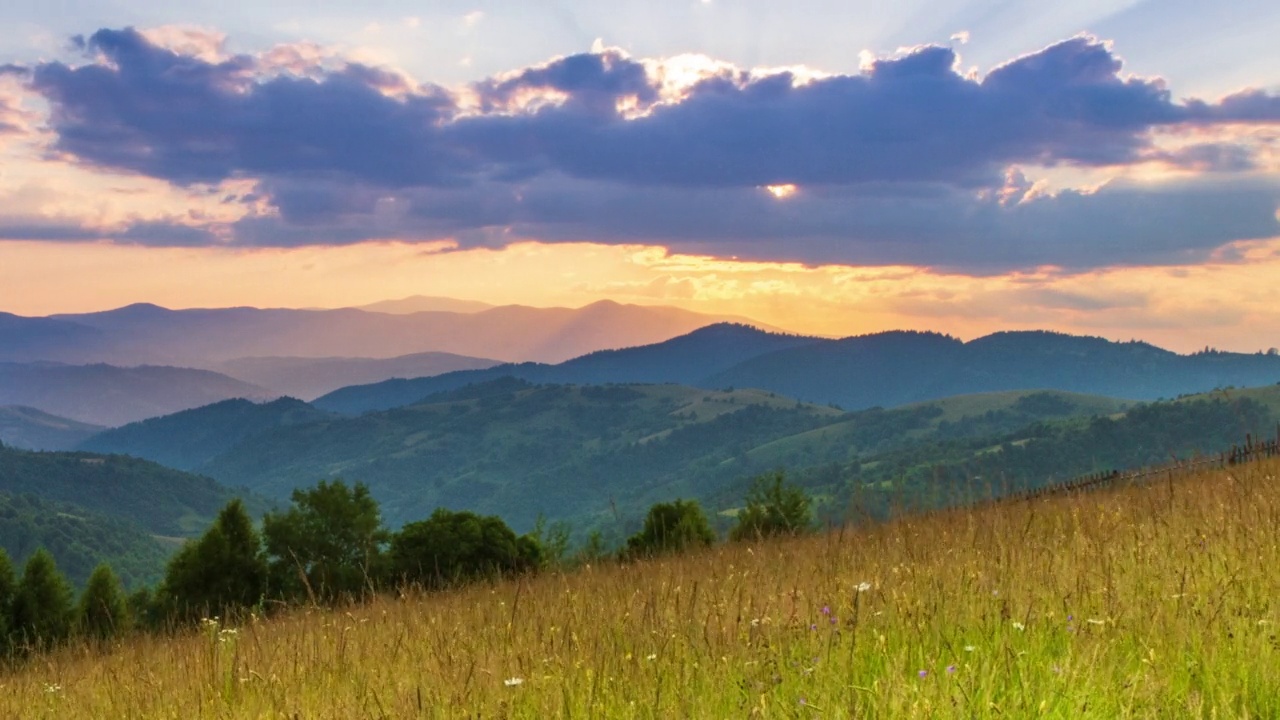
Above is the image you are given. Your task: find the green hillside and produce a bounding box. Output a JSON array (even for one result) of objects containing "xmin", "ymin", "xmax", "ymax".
[
  {"xmin": 807, "ymin": 393, "xmax": 1279, "ymax": 518},
  {"xmin": 0, "ymin": 442, "xmax": 262, "ymax": 536},
  {"xmin": 0, "ymin": 492, "xmax": 171, "ymax": 588},
  {"xmin": 80, "ymin": 397, "xmax": 336, "ymax": 471},
  {"xmin": 203, "ymin": 380, "xmax": 844, "ymax": 530}
]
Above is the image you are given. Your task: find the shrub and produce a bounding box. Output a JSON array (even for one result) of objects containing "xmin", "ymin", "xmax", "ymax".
[
  {"xmin": 730, "ymin": 471, "xmax": 813, "ymax": 541},
  {"xmin": 624, "ymin": 499, "xmax": 716, "ymax": 558}
]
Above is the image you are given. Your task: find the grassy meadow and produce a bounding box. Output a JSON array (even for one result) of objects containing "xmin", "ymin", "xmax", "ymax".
[{"xmin": 6, "ymin": 458, "xmax": 1279, "ymax": 718}]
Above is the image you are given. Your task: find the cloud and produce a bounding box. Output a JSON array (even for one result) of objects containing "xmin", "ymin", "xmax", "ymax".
[{"xmin": 8, "ymin": 27, "xmax": 1280, "ymax": 270}]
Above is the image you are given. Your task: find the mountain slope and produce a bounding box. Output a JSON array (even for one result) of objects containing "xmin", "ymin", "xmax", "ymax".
[
  {"xmin": 80, "ymin": 397, "xmax": 337, "ymax": 471},
  {"xmin": 212, "ymin": 352, "xmax": 502, "ymax": 400},
  {"xmin": 0, "ymin": 362, "xmax": 275, "ymax": 426},
  {"xmin": 313, "ymin": 323, "xmax": 818, "ymax": 414},
  {"xmin": 0, "ymin": 406, "xmax": 105, "ymax": 451},
  {"xmin": 0, "ymin": 443, "xmax": 259, "ymax": 536},
  {"xmin": 203, "ymin": 381, "xmax": 845, "ymax": 530},
  {"xmin": 0, "ymin": 492, "xmax": 171, "ymax": 589}
]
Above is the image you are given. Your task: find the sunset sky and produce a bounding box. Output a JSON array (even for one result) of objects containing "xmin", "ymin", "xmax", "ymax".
[{"xmin": 1, "ymin": 0, "xmax": 1279, "ymax": 352}]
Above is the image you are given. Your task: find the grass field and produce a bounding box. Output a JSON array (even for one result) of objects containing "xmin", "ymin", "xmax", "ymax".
[{"xmin": 6, "ymin": 458, "xmax": 1279, "ymax": 718}]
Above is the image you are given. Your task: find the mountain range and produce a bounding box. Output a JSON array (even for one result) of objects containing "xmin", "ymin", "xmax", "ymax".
[
  {"xmin": 0, "ymin": 362, "xmax": 275, "ymax": 427},
  {"xmin": 314, "ymin": 325, "xmax": 1280, "ymax": 415},
  {"xmin": 0, "ymin": 300, "xmax": 772, "ymax": 367}
]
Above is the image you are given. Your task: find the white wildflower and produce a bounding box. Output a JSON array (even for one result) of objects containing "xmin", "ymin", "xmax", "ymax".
[
  {"xmin": 43, "ymin": 683, "xmax": 62, "ymax": 695},
  {"xmin": 856, "ymin": 582, "xmax": 873, "ymax": 593},
  {"xmin": 504, "ymin": 677, "xmax": 524, "ymax": 687},
  {"xmin": 963, "ymin": 645, "xmax": 976, "ymax": 653},
  {"xmin": 646, "ymin": 654, "xmax": 657, "ymax": 661},
  {"xmin": 1012, "ymin": 621, "xmax": 1026, "ymax": 631}
]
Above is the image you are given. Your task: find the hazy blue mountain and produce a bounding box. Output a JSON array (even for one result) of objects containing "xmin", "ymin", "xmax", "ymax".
[
  {"xmin": 213, "ymin": 352, "xmax": 502, "ymax": 400},
  {"xmin": 80, "ymin": 397, "xmax": 336, "ymax": 471},
  {"xmin": 0, "ymin": 406, "xmax": 105, "ymax": 451},
  {"xmin": 0, "ymin": 300, "xmax": 775, "ymax": 367},
  {"xmin": 708, "ymin": 330, "xmax": 1280, "ymax": 409},
  {"xmin": 313, "ymin": 323, "xmax": 818, "ymax": 414},
  {"xmin": 315, "ymin": 326, "xmax": 1280, "ymax": 416},
  {"xmin": 0, "ymin": 362, "xmax": 275, "ymax": 427},
  {"xmin": 0, "ymin": 312, "xmax": 111, "ymax": 362}
]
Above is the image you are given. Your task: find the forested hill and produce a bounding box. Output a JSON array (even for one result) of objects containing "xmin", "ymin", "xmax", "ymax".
[
  {"xmin": 79, "ymin": 397, "xmax": 337, "ymax": 472},
  {"xmin": 0, "ymin": 443, "xmax": 261, "ymax": 536},
  {"xmin": 0, "ymin": 492, "xmax": 170, "ymax": 589},
  {"xmin": 313, "ymin": 325, "xmax": 1280, "ymax": 416}
]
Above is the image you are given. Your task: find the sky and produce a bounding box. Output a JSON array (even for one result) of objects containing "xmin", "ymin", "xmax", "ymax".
[{"xmin": 1, "ymin": 0, "xmax": 1279, "ymax": 352}]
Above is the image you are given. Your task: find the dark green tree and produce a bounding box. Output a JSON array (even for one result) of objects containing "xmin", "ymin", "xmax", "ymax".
[
  {"xmin": 730, "ymin": 471, "xmax": 813, "ymax": 541},
  {"xmin": 10, "ymin": 548, "xmax": 73, "ymax": 650},
  {"xmin": 77, "ymin": 563, "xmax": 130, "ymax": 641},
  {"xmin": 160, "ymin": 499, "xmax": 267, "ymax": 621},
  {"xmin": 624, "ymin": 499, "xmax": 716, "ymax": 558},
  {"xmin": 388, "ymin": 508, "xmax": 541, "ymax": 590},
  {"xmin": 0, "ymin": 548, "xmax": 15, "ymax": 653},
  {"xmin": 262, "ymin": 480, "xmax": 388, "ymax": 602}
]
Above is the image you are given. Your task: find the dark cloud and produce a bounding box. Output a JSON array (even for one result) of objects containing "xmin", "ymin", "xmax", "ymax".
[
  {"xmin": 11, "ymin": 28, "xmax": 1280, "ymax": 269},
  {"xmin": 30, "ymin": 28, "xmax": 460, "ymax": 186}
]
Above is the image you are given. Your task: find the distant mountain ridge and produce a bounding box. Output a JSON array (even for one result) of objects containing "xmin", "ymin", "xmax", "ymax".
[
  {"xmin": 0, "ymin": 362, "xmax": 275, "ymax": 427},
  {"xmin": 0, "ymin": 406, "xmax": 105, "ymax": 451},
  {"xmin": 0, "ymin": 300, "xmax": 776, "ymax": 367},
  {"xmin": 314, "ymin": 325, "xmax": 1280, "ymax": 415},
  {"xmin": 212, "ymin": 352, "xmax": 502, "ymax": 400}
]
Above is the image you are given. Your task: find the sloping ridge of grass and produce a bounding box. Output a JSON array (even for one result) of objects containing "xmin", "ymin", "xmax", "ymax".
[{"xmin": 7, "ymin": 456, "xmax": 1279, "ymax": 717}]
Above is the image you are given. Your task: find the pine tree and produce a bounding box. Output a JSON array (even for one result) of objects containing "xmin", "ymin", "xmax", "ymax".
[
  {"xmin": 161, "ymin": 499, "xmax": 267, "ymax": 622},
  {"xmin": 77, "ymin": 564, "xmax": 130, "ymax": 641},
  {"xmin": 10, "ymin": 549, "xmax": 73, "ymax": 651}
]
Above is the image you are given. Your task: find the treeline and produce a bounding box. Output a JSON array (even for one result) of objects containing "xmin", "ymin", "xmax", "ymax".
[{"xmin": 1, "ymin": 472, "xmax": 816, "ymax": 657}]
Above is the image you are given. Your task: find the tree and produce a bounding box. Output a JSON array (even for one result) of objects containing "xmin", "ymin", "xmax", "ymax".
[
  {"xmin": 161, "ymin": 499, "xmax": 267, "ymax": 622},
  {"xmin": 0, "ymin": 548, "xmax": 15, "ymax": 653},
  {"xmin": 262, "ymin": 480, "xmax": 388, "ymax": 602},
  {"xmin": 730, "ymin": 471, "xmax": 813, "ymax": 541},
  {"xmin": 389, "ymin": 508, "xmax": 541, "ymax": 590},
  {"xmin": 9, "ymin": 548, "xmax": 73, "ymax": 650},
  {"xmin": 624, "ymin": 499, "xmax": 716, "ymax": 558},
  {"xmin": 77, "ymin": 564, "xmax": 130, "ymax": 641}
]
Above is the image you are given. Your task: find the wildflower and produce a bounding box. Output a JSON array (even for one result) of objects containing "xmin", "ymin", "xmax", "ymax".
[
  {"xmin": 917, "ymin": 670, "xmax": 928, "ymax": 678},
  {"xmin": 821, "ymin": 605, "xmax": 831, "ymax": 616},
  {"xmin": 809, "ymin": 623, "xmax": 817, "ymax": 631},
  {"xmin": 1012, "ymin": 621, "xmax": 1026, "ymax": 631},
  {"xmin": 504, "ymin": 677, "xmax": 524, "ymax": 687},
  {"xmin": 946, "ymin": 665, "xmax": 956, "ymax": 674},
  {"xmin": 646, "ymin": 654, "xmax": 657, "ymax": 661},
  {"xmin": 856, "ymin": 582, "xmax": 873, "ymax": 593},
  {"xmin": 43, "ymin": 683, "xmax": 62, "ymax": 695},
  {"xmin": 963, "ymin": 645, "xmax": 976, "ymax": 653}
]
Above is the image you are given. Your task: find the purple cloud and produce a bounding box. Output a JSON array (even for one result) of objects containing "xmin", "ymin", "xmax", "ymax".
[{"xmin": 7, "ymin": 28, "xmax": 1280, "ymax": 269}]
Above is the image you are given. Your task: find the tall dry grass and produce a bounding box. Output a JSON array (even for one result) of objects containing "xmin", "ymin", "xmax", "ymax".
[{"xmin": 6, "ymin": 459, "xmax": 1279, "ymax": 718}]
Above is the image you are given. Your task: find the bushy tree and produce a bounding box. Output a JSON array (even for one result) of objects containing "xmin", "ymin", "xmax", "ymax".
[
  {"xmin": 262, "ymin": 480, "xmax": 388, "ymax": 602},
  {"xmin": 9, "ymin": 548, "xmax": 73, "ymax": 650},
  {"xmin": 161, "ymin": 499, "xmax": 267, "ymax": 621},
  {"xmin": 730, "ymin": 471, "xmax": 813, "ymax": 541},
  {"xmin": 389, "ymin": 508, "xmax": 541, "ymax": 590},
  {"xmin": 77, "ymin": 563, "xmax": 130, "ymax": 641},
  {"xmin": 624, "ymin": 499, "xmax": 716, "ymax": 558}
]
